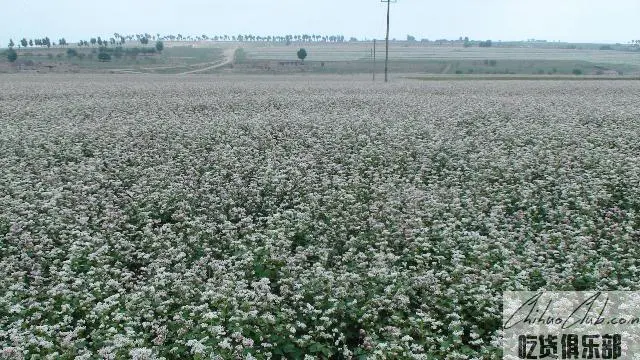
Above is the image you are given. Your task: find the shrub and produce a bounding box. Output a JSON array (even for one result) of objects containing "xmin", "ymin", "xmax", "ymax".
[
  {"xmin": 6, "ymin": 48, "xmax": 17, "ymax": 62},
  {"xmin": 572, "ymin": 68, "xmax": 583, "ymax": 75},
  {"xmin": 67, "ymin": 49, "xmax": 78, "ymax": 57},
  {"xmin": 98, "ymin": 52, "xmax": 112, "ymax": 62}
]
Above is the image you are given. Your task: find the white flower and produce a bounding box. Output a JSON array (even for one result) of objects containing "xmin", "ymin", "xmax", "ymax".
[
  {"xmin": 2, "ymin": 74, "xmax": 637, "ymax": 360},
  {"xmin": 219, "ymin": 338, "xmax": 233, "ymax": 350},
  {"xmin": 186, "ymin": 339, "xmax": 207, "ymax": 355},
  {"xmin": 129, "ymin": 348, "xmax": 156, "ymax": 360}
]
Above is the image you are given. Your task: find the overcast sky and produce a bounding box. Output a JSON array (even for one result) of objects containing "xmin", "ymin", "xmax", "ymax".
[{"xmin": 2, "ymin": 0, "xmax": 638, "ymax": 45}]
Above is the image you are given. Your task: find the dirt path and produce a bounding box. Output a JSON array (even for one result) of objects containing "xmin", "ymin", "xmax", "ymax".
[
  {"xmin": 179, "ymin": 47, "xmax": 237, "ymax": 74},
  {"xmin": 109, "ymin": 47, "xmax": 237, "ymax": 74}
]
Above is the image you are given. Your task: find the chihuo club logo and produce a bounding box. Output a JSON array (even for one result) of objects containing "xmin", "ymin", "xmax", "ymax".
[{"xmin": 502, "ymin": 292, "xmax": 640, "ymax": 360}]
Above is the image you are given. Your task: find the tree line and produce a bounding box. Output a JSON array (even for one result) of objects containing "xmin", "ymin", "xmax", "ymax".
[
  {"xmin": 9, "ymin": 37, "xmax": 60, "ymax": 48},
  {"xmin": 7, "ymin": 32, "xmax": 348, "ymax": 49},
  {"xmin": 156, "ymin": 33, "xmax": 346, "ymax": 43},
  {"xmin": 5, "ymin": 34, "xmax": 164, "ymax": 63}
]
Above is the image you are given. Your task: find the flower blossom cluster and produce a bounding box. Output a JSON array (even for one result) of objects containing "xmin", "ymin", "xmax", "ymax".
[{"xmin": 0, "ymin": 75, "xmax": 639, "ymax": 359}]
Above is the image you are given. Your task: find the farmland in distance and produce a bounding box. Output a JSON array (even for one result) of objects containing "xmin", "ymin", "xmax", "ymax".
[
  {"xmin": 4, "ymin": 41, "xmax": 640, "ymax": 76},
  {"xmin": 1, "ymin": 74, "xmax": 639, "ymax": 358}
]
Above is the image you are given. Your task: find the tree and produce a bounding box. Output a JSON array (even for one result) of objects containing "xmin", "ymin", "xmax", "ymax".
[
  {"xmin": 155, "ymin": 40, "xmax": 164, "ymax": 52},
  {"xmin": 233, "ymin": 48, "xmax": 246, "ymax": 64},
  {"xmin": 8, "ymin": 39, "xmax": 14, "ymax": 48},
  {"xmin": 479, "ymin": 40, "xmax": 492, "ymax": 48},
  {"xmin": 7, "ymin": 48, "xmax": 17, "ymax": 62},
  {"xmin": 29, "ymin": 39, "xmax": 33, "ymax": 47},
  {"xmin": 407, "ymin": 35, "xmax": 416, "ymax": 42},
  {"xmin": 140, "ymin": 37, "xmax": 149, "ymax": 45},
  {"xmin": 90, "ymin": 38, "xmax": 97, "ymax": 46},
  {"xmin": 59, "ymin": 38, "xmax": 67, "ymax": 46},
  {"xmin": 20, "ymin": 38, "xmax": 28, "ymax": 48},
  {"xmin": 297, "ymin": 48, "xmax": 307, "ymax": 63}
]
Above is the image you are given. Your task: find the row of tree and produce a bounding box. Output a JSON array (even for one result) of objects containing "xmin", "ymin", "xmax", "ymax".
[
  {"xmin": 155, "ymin": 33, "xmax": 346, "ymax": 43},
  {"xmin": 5, "ymin": 39, "xmax": 164, "ymax": 63},
  {"xmin": 7, "ymin": 32, "xmax": 349, "ymax": 49},
  {"xmin": 94, "ymin": 44, "xmax": 163, "ymax": 62},
  {"xmin": 8, "ymin": 34, "xmax": 162, "ymax": 49},
  {"xmin": 9, "ymin": 37, "xmax": 59, "ymax": 48},
  {"xmin": 405, "ymin": 35, "xmax": 494, "ymax": 48},
  {"xmin": 102, "ymin": 33, "xmax": 347, "ymax": 44},
  {"xmin": 78, "ymin": 37, "xmax": 125, "ymax": 47}
]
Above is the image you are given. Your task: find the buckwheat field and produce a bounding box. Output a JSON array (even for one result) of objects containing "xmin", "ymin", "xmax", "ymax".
[{"xmin": 1, "ymin": 74, "xmax": 639, "ymax": 359}]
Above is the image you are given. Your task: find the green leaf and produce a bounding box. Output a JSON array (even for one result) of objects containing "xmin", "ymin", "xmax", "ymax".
[{"xmin": 283, "ymin": 342, "xmax": 297, "ymax": 353}]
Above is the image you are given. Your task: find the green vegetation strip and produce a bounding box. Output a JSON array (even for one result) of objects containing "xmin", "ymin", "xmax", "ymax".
[{"xmin": 407, "ymin": 75, "xmax": 640, "ymax": 81}]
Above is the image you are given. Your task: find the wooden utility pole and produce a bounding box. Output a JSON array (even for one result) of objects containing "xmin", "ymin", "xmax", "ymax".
[
  {"xmin": 373, "ymin": 39, "xmax": 376, "ymax": 81},
  {"xmin": 381, "ymin": 0, "xmax": 396, "ymax": 82}
]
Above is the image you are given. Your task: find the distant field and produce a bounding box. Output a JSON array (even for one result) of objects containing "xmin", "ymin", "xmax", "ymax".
[
  {"xmin": 2, "ymin": 46, "xmax": 226, "ymax": 74},
  {"xmin": 3, "ymin": 41, "xmax": 640, "ymax": 75},
  {"xmin": 239, "ymin": 42, "xmax": 640, "ymax": 75},
  {"xmin": 242, "ymin": 42, "xmax": 639, "ymax": 62}
]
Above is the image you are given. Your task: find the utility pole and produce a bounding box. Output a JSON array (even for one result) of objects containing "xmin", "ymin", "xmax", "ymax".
[
  {"xmin": 381, "ymin": 0, "xmax": 396, "ymax": 82},
  {"xmin": 373, "ymin": 39, "xmax": 376, "ymax": 81}
]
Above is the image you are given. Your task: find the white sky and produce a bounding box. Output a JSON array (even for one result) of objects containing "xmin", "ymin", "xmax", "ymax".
[{"xmin": 2, "ymin": 0, "xmax": 638, "ymax": 45}]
